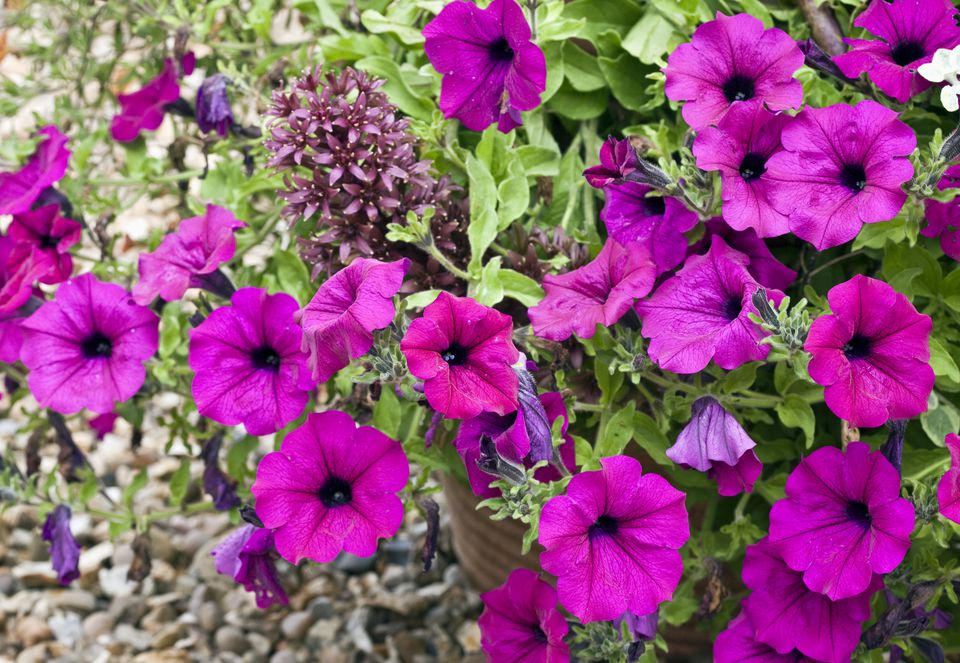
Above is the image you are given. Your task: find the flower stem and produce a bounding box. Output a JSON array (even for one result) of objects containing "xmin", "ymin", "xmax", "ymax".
[{"xmin": 425, "ymin": 242, "xmax": 471, "ymax": 282}]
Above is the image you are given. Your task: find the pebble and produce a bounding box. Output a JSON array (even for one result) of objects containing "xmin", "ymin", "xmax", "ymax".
[
  {"xmin": 151, "ymin": 623, "xmax": 185, "ymax": 649},
  {"xmin": 215, "ymin": 625, "xmax": 249, "ymax": 654},
  {"xmin": 280, "ymin": 611, "xmax": 312, "ymax": 641},
  {"xmin": 82, "ymin": 611, "xmax": 115, "ymax": 641},
  {"xmin": 307, "ymin": 596, "xmax": 334, "ymax": 620},
  {"xmin": 114, "ymin": 623, "xmax": 153, "ymax": 651},
  {"xmin": 196, "ymin": 601, "xmax": 223, "ymax": 631},
  {"xmin": 50, "ymin": 589, "xmax": 97, "ymax": 613},
  {"xmin": 49, "ymin": 612, "xmax": 84, "ymax": 646},
  {"xmin": 333, "ymin": 552, "xmax": 377, "ymax": 575},
  {"xmin": 16, "ymin": 615, "xmax": 53, "ymax": 646},
  {"xmin": 141, "ymin": 603, "xmax": 177, "ymax": 632},
  {"xmin": 247, "ymin": 632, "xmax": 272, "ymax": 656},
  {"xmin": 269, "ymin": 652, "xmax": 299, "ymax": 663},
  {"xmin": 456, "ymin": 620, "xmax": 482, "ymax": 654}
]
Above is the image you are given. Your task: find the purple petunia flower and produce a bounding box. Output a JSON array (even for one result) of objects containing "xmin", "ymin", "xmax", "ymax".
[
  {"xmin": 765, "ymin": 101, "xmax": 915, "ymax": 250},
  {"xmin": 9, "ymin": 204, "xmax": 82, "ymax": 285},
  {"xmin": 688, "ymin": 217, "xmax": 796, "ymax": 291},
  {"xmin": 584, "ymin": 137, "xmax": 640, "ymax": 189},
  {"xmin": 769, "ymin": 442, "xmax": 914, "ymax": 600},
  {"xmin": 110, "ymin": 59, "xmax": 181, "ymax": 142},
  {"xmin": 637, "ymin": 237, "xmax": 783, "ymax": 374},
  {"xmin": 400, "ymin": 292, "xmax": 519, "ymax": 419},
  {"xmin": 663, "ymin": 13, "xmax": 804, "ymax": 131},
  {"xmin": 41, "ymin": 505, "xmax": 81, "ymax": 586},
  {"xmin": 0, "ymin": 125, "xmax": 70, "ymax": 215},
  {"xmin": 196, "ymin": 74, "xmax": 235, "ymax": 137},
  {"xmin": 211, "ymin": 525, "xmax": 289, "ymax": 609},
  {"xmin": 478, "ymin": 568, "xmax": 570, "ymax": 663},
  {"xmin": 528, "ymin": 239, "xmax": 656, "ymax": 342},
  {"xmin": 132, "ymin": 204, "xmax": 246, "ymax": 305},
  {"xmin": 666, "ymin": 397, "xmax": 762, "ymax": 496},
  {"xmin": 714, "ymin": 610, "xmax": 821, "ymax": 663},
  {"xmin": 423, "ymin": 0, "xmax": 546, "ymax": 133},
  {"xmin": 600, "ymin": 183, "xmax": 698, "ymax": 273},
  {"xmin": 742, "ymin": 538, "xmax": 883, "ymax": 663},
  {"xmin": 922, "ymin": 164, "xmax": 960, "ymax": 261},
  {"xmin": 0, "ymin": 237, "xmax": 43, "ymax": 315},
  {"xmin": 296, "ymin": 257, "xmax": 408, "ymax": 382},
  {"xmin": 88, "ymin": 412, "xmax": 119, "ymax": 440},
  {"xmin": 833, "ymin": 0, "xmax": 960, "ymax": 104},
  {"xmin": 937, "ymin": 433, "xmax": 960, "ymax": 524},
  {"xmin": 189, "ymin": 288, "xmax": 314, "ymax": 436},
  {"xmin": 538, "ymin": 455, "xmax": 689, "ymax": 623},
  {"xmin": 805, "ymin": 275, "xmax": 933, "ymax": 427},
  {"xmin": 20, "ymin": 273, "xmax": 159, "ymax": 414},
  {"xmin": 251, "ymin": 410, "xmax": 409, "ymax": 564},
  {"xmin": 693, "ymin": 103, "xmax": 791, "ymax": 238}
]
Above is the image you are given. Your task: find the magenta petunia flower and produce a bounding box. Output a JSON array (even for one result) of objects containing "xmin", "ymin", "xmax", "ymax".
[
  {"xmin": 423, "ymin": 0, "xmax": 546, "ymax": 133},
  {"xmin": 688, "ymin": 217, "xmax": 796, "ymax": 291},
  {"xmin": 528, "ymin": 239, "xmax": 656, "ymax": 342},
  {"xmin": 714, "ymin": 610, "xmax": 822, "ymax": 663},
  {"xmin": 401, "ymin": 292, "xmax": 519, "ymax": 419},
  {"xmin": 20, "ymin": 273, "xmax": 159, "ymax": 414},
  {"xmin": 765, "ymin": 101, "xmax": 915, "ymax": 250},
  {"xmin": 211, "ymin": 525, "xmax": 289, "ymax": 609},
  {"xmin": 251, "ymin": 410, "xmax": 409, "ymax": 564},
  {"xmin": 189, "ymin": 288, "xmax": 314, "ymax": 436},
  {"xmin": 693, "ymin": 103, "xmax": 791, "ymax": 238},
  {"xmin": 804, "ymin": 275, "xmax": 933, "ymax": 427},
  {"xmin": 833, "ymin": 0, "xmax": 960, "ymax": 104},
  {"xmin": 923, "ymin": 165, "xmax": 960, "ymax": 261},
  {"xmin": 600, "ymin": 183, "xmax": 698, "ymax": 273},
  {"xmin": 8, "ymin": 204, "xmax": 82, "ymax": 284},
  {"xmin": 666, "ymin": 397, "xmax": 762, "ymax": 496},
  {"xmin": 88, "ymin": 412, "xmax": 119, "ymax": 440},
  {"xmin": 0, "ymin": 125, "xmax": 70, "ymax": 215},
  {"xmin": 937, "ymin": 433, "xmax": 960, "ymax": 524},
  {"xmin": 769, "ymin": 442, "xmax": 914, "ymax": 600},
  {"xmin": 0, "ymin": 237, "xmax": 43, "ymax": 315},
  {"xmin": 637, "ymin": 237, "xmax": 783, "ymax": 374},
  {"xmin": 110, "ymin": 58, "xmax": 181, "ymax": 142},
  {"xmin": 478, "ymin": 568, "xmax": 570, "ymax": 663},
  {"xmin": 296, "ymin": 257, "xmax": 408, "ymax": 382},
  {"xmin": 742, "ymin": 538, "xmax": 883, "ymax": 663},
  {"xmin": 583, "ymin": 137, "xmax": 639, "ymax": 189},
  {"xmin": 538, "ymin": 455, "xmax": 689, "ymax": 623},
  {"xmin": 42, "ymin": 505, "xmax": 81, "ymax": 586},
  {"xmin": 664, "ymin": 12, "xmax": 804, "ymax": 131},
  {"xmin": 132, "ymin": 204, "xmax": 246, "ymax": 305}
]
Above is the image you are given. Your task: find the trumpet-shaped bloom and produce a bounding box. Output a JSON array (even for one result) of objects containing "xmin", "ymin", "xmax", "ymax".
[
  {"xmin": 538, "ymin": 455, "xmax": 689, "ymax": 623},
  {"xmin": 8, "ymin": 204, "xmax": 82, "ymax": 284},
  {"xmin": 689, "ymin": 217, "xmax": 796, "ymax": 290},
  {"xmin": 211, "ymin": 525, "xmax": 289, "ymax": 609},
  {"xmin": 938, "ymin": 433, "xmax": 960, "ymax": 524},
  {"xmin": 42, "ymin": 505, "xmax": 81, "ymax": 586},
  {"xmin": 714, "ymin": 612, "xmax": 820, "ymax": 663},
  {"xmin": 0, "ymin": 125, "xmax": 70, "ymax": 215},
  {"xmin": 804, "ymin": 275, "xmax": 933, "ymax": 427},
  {"xmin": 251, "ymin": 410, "xmax": 409, "ymax": 564},
  {"xmin": 110, "ymin": 59, "xmax": 181, "ymax": 142}
]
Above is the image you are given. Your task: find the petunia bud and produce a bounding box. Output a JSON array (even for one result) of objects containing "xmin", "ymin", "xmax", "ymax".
[
  {"xmin": 42, "ymin": 505, "xmax": 81, "ymax": 586},
  {"xmin": 940, "ymin": 122, "xmax": 960, "ymax": 164},
  {"xmin": 880, "ymin": 420, "xmax": 907, "ymax": 473},
  {"xmin": 751, "ymin": 287, "xmax": 780, "ymax": 328},
  {"xmin": 476, "ymin": 436, "xmax": 527, "ymax": 486},
  {"xmin": 626, "ymin": 158, "xmax": 672, "ymax": 191},
  {"xmin": 196, "ymin": 74, "xmax": 235, "ymax": 137},
  {"xmin": 418, "ymin": 496, "xmax": 440, "ymax": 572},
  {"xmin": 514, "ymin": 364, "xmax": 552, "ymax": 463},
  {"xmin": 201, "ymin": 434, "xmax": 241, "ymax": 511},
  {"xmin": 797, "ymin": 39, "xmax": 853, "ymax": 83},
  {"xmin": 240, "ymin": 504, "xmax": 264, "ymax": 528}
]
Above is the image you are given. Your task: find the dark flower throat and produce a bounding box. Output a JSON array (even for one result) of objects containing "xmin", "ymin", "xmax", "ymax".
[
  {"xmin": 81, "ymin": 332, "xmax": 113, "ymax": 358},
  {"xmin": 839, "ymin": 164, "xmax": 867, "ymax": 193},
  {"xmin": 489, "ymin": 37, "xmax": 514, "ymax": 62},
  {"xmin": 441, "ymin": 343, "xmax": 468, "ymax": 366},
  {"xmin": 843, "ymin": 333, "xmax": 871, "ymax": 360},
  {"xmin": 845, "ymin": 500, "xmax": 872, "ymax": 528},
  {"xmin": 589, "ymin": 514, "xmax": 619, "ymax": 538},
  {"xmin": 319, "ymin": 477, "xmax": 353, "ymax": 507},
  {"xmin": 251, "ymin": 345, "xmax": 282, "ymax": 370},
  {"xmin": 890, "ymin": 41, "xmax": 924, "ymax": 66},
  {"xmin": 722, "ymin": 74, "xmax": 755, "ymax": 103},
  {"xmin": 739, "ymin": 153, "xmax": 767, "ymax": 181}
]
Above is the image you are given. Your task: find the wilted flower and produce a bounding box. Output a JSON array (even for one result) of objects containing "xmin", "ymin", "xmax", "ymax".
[
  {"xmin": 0, "ymin": 125, "xmax": 70, "ymax": 215},
  {"xmin": 42, "ymin": 505, "xmax": 80, "ymax": 586},
  {"xmin": 8, "ymin": 203, "xmax": 82, "ymax": 284},
  {"xmin": 110, "ymin": 59, "xmax": 181, "ymax": 142},
  {"xmin": 196, "ymin": 74, "xmax": 234, "ymax": 136},
  {"xmin": 211, "ymin": 525, "xmax": 289, "ymax": 609}
]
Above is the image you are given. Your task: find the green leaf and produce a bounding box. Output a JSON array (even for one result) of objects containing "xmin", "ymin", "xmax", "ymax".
[
  {"xmin": 562, "ymin": 42, "xmax": 606, "ymax": 91},
  {"xmin": 467, "ymin": 154, "xmax": 499, "ymax": 272},
  {"xmin": 471, "ymin": 257, "xmax": 504, "ymax": 306},
  {"xmin": 123, "ymin": 469, "xmax": 149, "ymax": 511},
  {"xmin": 931, "ymin": 337, "xmax": 960, "ymax": 381},
  {"xmin": 921, "ymin": 392, "xmax": 960, "ymax": 446},
  {"xmin": 271, "ymin": 247, "xmax": 313, "ymax": 304},
  {"xmin": 169, "ymin": 458, "xmax": 191, "ymax": 507},
  {"xmin": 622, "ymin": 11, "xmax": 676, "ymax": 64},
  {"xmin": 226, "ymin": 436, "xmax": 259, "ymax": 480},
  {"xmin": 497, "ymin": 172, "xmax": 529, "ymax": 229},
  {"xmin": 405, "ymin": 289, "xmax": 441, "ymax": 308},
  {"xmin": 598, "ymin": 54, "xmax": 652, "ymax": 111},
  {"xmin": 355, "ymin": 57, "xmax": 434, "ymax": 121},
  {"xmin": 516, "ymin": 145, "xmax": 560, "ymax": 177},
  {"xmin": 775, "ymin": 395, "xmax": 816, "ymax": 447},
  {"xmin": 595, "ymin": 402, "xmax": 636, "ymax": 459},
  {"xmin": 359, "ymin": 8, "xmax": 424, "ymax": 45},
  {"xmin": 546, "ymin": 81, "xmax": 609, "ymax": 120},
  {"xmin": 159, "ymin": 302, "xmax": 182, "ymax": 359},
  {"xmin": 632, "ymin": 411, "xmax": 671, "ymax": 465},
  {"xmin": 373, "ymin": 386, "xmax": 402, "ymax": 439},
  {"xmin": 722, "ymin": 362, "xmax": 758, "ymax": 393},
  {"xmin": 500, "ymin": 269, "xmax": 544, "ymax": 306},
  {"xmin": 540, "ymin": 41, "xmax": 566, "ymax": 102}
]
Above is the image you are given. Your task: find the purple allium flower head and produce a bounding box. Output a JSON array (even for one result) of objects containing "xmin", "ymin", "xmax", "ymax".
[
  {"xmin": 0, "ymin": 125, "xmax": 70, "ymax": 215},
  {"xmin": 765, "ymin": 101, "xmax": 915, "ymax": 250},
  {"xmin": 663, "ymin": 13, "xmax": 804, "ymax": 131},
  {"xmin": 667, "ymin": 397, "xmax": 762, "ymax": 496},
  {"xmin": 251, "ymin": 410, "xmax": 409, "ymax": 564},
  {"xmin": 296, "ymin": 257, "xmax": 408, "ymax": 382},
  {"xmin": 423, "ymin": 0, "xmax": 546, "ymax": 133},
  {"xmin": 937, "ymin": 433, "xmax": 960, "ymax": 524},
  {"xmin": 196, "ymin": 74, "xmax": 234, "ymax": 137},
  {"xmin": 583, "ymin": 137, "xmax": 640, "ymax": 189},
  {"xmin": 88, "ymin": 412, "xmax": 119, "ymax": 440},
  {"xmin": 211, "ymin": 525, "xmax": 289, "ymax": 609},
  {"xmin": 478, "ymin": 568, "xmax": 570, "ymax": 663},
  {"xmin": 132, "ymin": 204, "xmax": 246, "ymax": 305},
  {"xmin": 189, "ymin": 288, "xmax": 314, "ymax": 436},
  {"xmin": 693, "ymin": 103, "xmax": 791, "ymax": 238},
  {"xmin": 833, "ymin": 0, "xmax": 960, "ymax": 104},
  {"xmin": 600, "ymin": 183, "xmax": 697, "ymax": 274},
  {"xmin": 20, "ymin": 273, "xmax": 159, "ymax": 414},
  {"xmin": 401, "ymin": 292, "xmax": 519, "ymax": 419},
  {"xmin": 539, "ymin": 455, "xmax": 689, "ymax": 623},
  {"xmin": 110, "ymin": 58, "xmax": 181, "ymax": 142},
  {"xmin": 688, "ymin": 217, "xmax": 796, "ymax": 291},
  {"xmin": 805, "ymin": 275, "xmax": 933, "ymax": 427},
  {"xmin": 456, "ymin": 391, "xmax": 576, "ymax": 498},
  {"xmin": 41, "ymin": 505, "xmax": 80, "ymax": 586},
  {"xmin": 9, "ymin": 204, "xmax": 82, "ymax": 285},
  {"xmin": 742, "ymin": 538, "xmax": 883, "ymax": 663},
  {"xmin": 528, "ymin": 239, "xmax": 656, "ymax": 342},
  {"xmin": 922, "ymin": 165, "xmax": 960, "ymax": 261},
  {"xmin": 637, "ymin": 237, "xmax": 783, "ymax": 374},
  {"xmin": 714, "ymin": 611, "xmax": 821, "ymax": 663},
  {"xmin": 769, "ymin": 442, "xmax": 914, "ymax": 600}
]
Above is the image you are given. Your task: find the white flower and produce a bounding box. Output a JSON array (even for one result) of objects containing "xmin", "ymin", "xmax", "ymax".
[{"xmin": 918, "ymin": 45, "xmax": 960, "ymax": 112}]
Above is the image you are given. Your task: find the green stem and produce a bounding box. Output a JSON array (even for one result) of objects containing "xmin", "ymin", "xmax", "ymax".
[
  {"xmin": 572, "ymin": 402, "xmax": 606, "ymax": 412},
  {"xmin": 733, "ymin": 491, "xmax": 751, "ymax": 520},
  {"xmin": 234, "ymin": 212, "xmax": 282, "ymax": 263},
  {"xmin": 701, "ymin": 491, "xmax": 719, "ymax": 532},
  {"xmin": 425, "ymin": 241, "xmax": 471, "ymax": 282},
  {"xmin": 909, "ymin": 456, "xmax": 951, "ymax": 483}
]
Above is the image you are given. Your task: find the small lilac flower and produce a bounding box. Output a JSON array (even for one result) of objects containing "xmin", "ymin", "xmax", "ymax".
[
  {"xmin": 296, "ymin": 258, "xmax": 408, "ymax": 382},
  {"xmin": 20, "ymin": 273, "xmax": 159, "ymax": 414},
  {"xmin": 637, "ymin": 237, "xmax": 783, "ymax": 374},
  {"xmin": 8, "ymin": 204, "xmax": 82, "ymax": 285},
  {"xmin": 189, "ymin": 288, "xmax": 314, "ymax": 436},
  {"xmin": 714, "ymin": 610, "xmax": 821, "ymax": 663},
  {"xmin": 688, "ymin": 218, "xmax": 796, "ymax": 291},
  {"xmin": 88, "ymin": 412, "xmax": 119, "ymax": 440},
  {"xmin": 42, "ymin": 505, "xmax": 81, "ymax": 586},
  {"xmin": 110, "ymin": 59, "xmax": 181, "ymax": 142},
  {"xmin": 833, "ymin": 0, "xmax": 960, "ymax": 104},
  {"xmin": 211, "ymin": 525, "xmax": 289, "ymax": 609},
  {"xmin": 583, "ymin": 137, "xmax": 639, "ymax": 188},
  {"xmin": 805, "ymin": 275, "xmax": 933, "ymax": 427},
  {"xmin": 528, "ymin": 239, "xmax": 656, "ymax": 342},
  {"xmin": 401, "ymin": 292, "xmax": 519, "ymax": 419},
  {"xmin": 132, "ymin": 204, "xmax": 246, "ymax": 305},
  {"xmin": 765, "ymin": 101, "xmax": 915, "ymax": 250},
  {"xmin": 0, "ymin": 125, "xmax": 70, "ymax": 215},
  {"xmin": 196, "ymin": 74, "xmax": 234, "ymax": 136},
  {"xmin": 769, "ymin": 442, "xmax": 914, "ymax": 600},
  {"xmin": 423, "ymin": 0, "xmax": 546, "ymax": 132},
  {"xmin": 251, "ymin": 410, "xmax": 409, "ymax": 564},
  {"xmin": 664, "ymin": 13, "xmax": 804, "ymax": 131},
  {"xmin": 937, "ymin": 433, "xmax": 960, "ymax": 524},
  {"xmin": 539, "ymin": 455, "xmax": 689, "ymax": 623},
  {"xmin": 667, "ymin": 397, "xmax": 762, "ymax": 496}
]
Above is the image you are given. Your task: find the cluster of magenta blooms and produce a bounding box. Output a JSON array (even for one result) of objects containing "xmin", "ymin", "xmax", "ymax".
[{"xmin": 3, "ymin": 0, "xmax": 960, "ymax": 660}]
